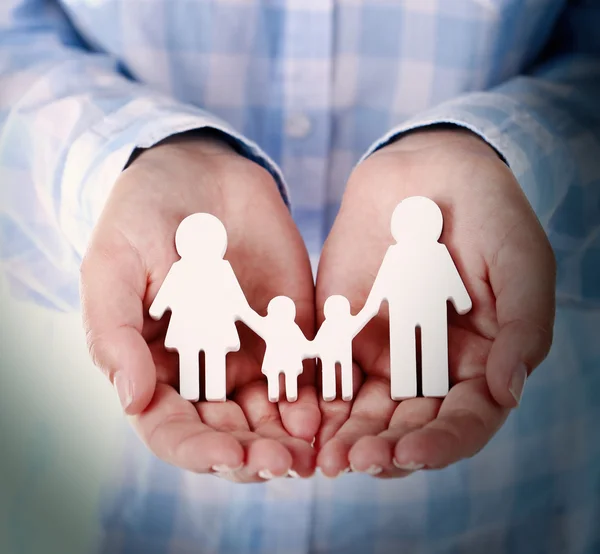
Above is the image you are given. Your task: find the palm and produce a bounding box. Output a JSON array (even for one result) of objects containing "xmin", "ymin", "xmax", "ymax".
[
  {"xmin": 315, "ymin": 131, "xmax": 554, "ymax": 477},
  {"xmin": 82, "ymin": 138, "xmax": 319, "ymax": 481}
]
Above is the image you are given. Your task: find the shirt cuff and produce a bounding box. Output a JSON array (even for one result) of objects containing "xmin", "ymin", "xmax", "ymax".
[
  {"xmin": 59, "ymin": 98, "xmax": 288, "ymax": 257},
  {"xmin": 359, "ymin": 90, "xmax": 572, "ymax": 222}
]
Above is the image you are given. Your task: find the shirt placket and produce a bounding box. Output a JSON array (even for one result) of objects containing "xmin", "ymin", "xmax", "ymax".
[
  {"xmin": 257, "ymin": 4, "xmax": 333, "ymax": 554},
  {"xmin": 280, "ymin": 0, "xmax": 334, "ymax": 262}
]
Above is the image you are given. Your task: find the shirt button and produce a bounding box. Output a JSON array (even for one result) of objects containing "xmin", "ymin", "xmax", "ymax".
[{"xmin": 285, "ymin": 112, "xmax": 312, "ymax": 138}]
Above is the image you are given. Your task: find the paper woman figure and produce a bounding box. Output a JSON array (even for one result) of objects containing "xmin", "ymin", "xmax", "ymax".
[{"xmin": 149, "ymin": 213, "xmax": 262, "ymax": 402}]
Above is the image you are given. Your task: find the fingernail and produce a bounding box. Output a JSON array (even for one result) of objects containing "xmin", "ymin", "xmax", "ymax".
[
  {"xmin": 287, "ymin": 469, "xmax": 300, "ymax": 478},
  {"xmin": 349, "ymin": 463, "xmax": 382, "ymax": 475},
  {"xmin": 113, "ymin": 373, "xmax": 133, "ymax": 410},
  {"xmin": 392, "ymin": 460, "xmax": 424, "ymax": 471},
  {"xmin": 211, "ymin": 464, "xmax": 243, "ymax": 474},
  {"xmin": 334, "ymin": 467, "xmax": 351, "ymax": 478},
  {"xmin": 318, "ymin": 467, "xmax": 348, "ymax": 478},
  {"xmin": 258, "ymin": 469, "xmax": 276, "ymax": 480},
  {"xmin": 509, "ymin": 363, "xmax": 528, "ymax": 405},
  {"xmin": 365, "ymin": 465, "xmax": 383, "ymax": 476}
]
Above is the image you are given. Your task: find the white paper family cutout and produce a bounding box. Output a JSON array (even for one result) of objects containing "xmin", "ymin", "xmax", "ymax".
[{"xmin": 149, "ymin": 196, "xmax": 471, "ymax": 403}]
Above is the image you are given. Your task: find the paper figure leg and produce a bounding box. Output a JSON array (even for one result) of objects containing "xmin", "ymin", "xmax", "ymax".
[
  {"xmin": 179, "ymin": 349, "xmax": 200, "ymax": 402},
  {"xmin": 321, "ymin": 361, "xmax": 336, "ymax": 401},
  {"xmin": 420, "ymin": 318, "xmax": 449, "ymax": 397},
  {"xmin": 389, "ymin": 318, "xmax": 418, "ymax": 400},
  {"xmin": 267, "ymin": 371, "xmax": 281, "ymax": 402},
  {"xmin": 285, "ymin": 371, "xmax": 299, "ymax": 402},
  {"xmin": 341, "ymin": 357, "xmax": 353, "ymax": 401},
  {"xmin": 204, "ymin": 350, "xmax": 227, "ymax": 402}
]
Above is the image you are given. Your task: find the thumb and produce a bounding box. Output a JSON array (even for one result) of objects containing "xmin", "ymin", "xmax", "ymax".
[
  {"xmin": 80, "ymin": 236, "xmax": 157, "ymax": 414},
  {"xmin": 485, "ymin": 228, "xmax": 556, "ymax": 408}
]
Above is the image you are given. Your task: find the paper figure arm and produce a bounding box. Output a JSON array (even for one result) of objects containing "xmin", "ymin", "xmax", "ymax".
[
  {"xmin": 304, "ymin": 337, "xmax": 319, "ymax": 359},
  {"xmin": 295, "ymin": 327, "xmax": 318, "ymax": 360},
  {"xmin": 443, "ymin": 248, "xmax": 472, "ymax": 315},
  {"xmin": 223, "ymin": 262, "xmax": 266, "ymax": 334},
  {"xmin": 354, "ymin": 250, "xmax": 391, "ymax": 329},
  {"xmin": 238, "ymin": 303, "xmax": 266, "ymax": 335},
  {"xmin": 149, "ymin": 265, "xmax": 178, "ymax": 320},
  {"xmin": 349, "ymin": 311, "xmax": 371, "ymax": 338}
]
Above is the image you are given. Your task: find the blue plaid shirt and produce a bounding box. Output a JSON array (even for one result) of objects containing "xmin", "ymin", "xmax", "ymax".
[{"xmin": 0, "ymin": 1, "xmax": 599, "ymax": 553}]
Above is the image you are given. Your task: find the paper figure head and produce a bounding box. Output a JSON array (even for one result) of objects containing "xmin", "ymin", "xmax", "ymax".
[
  {"xmin": 391, "ymin": 196, "xmax": 443, "ymax": 242},
  {"xmin": 267, "ymin": 296, "xmax": 297, "ymax": 320},
  {"xmin": 324, "ymin": 295, "xmax": 350, "ymax": 319},
  {"xmin": 175, "ymin": 213, "xmax": 227, "ymax": 259}
]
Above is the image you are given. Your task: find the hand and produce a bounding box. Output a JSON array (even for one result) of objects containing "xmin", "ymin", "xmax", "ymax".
[
  {"xmin": 81, "ymin": 133, "xmax": 319, "ymax": 482},
  {"xmin": 315, "ymin": 127, "xmax": 556, "ymax": 477}
]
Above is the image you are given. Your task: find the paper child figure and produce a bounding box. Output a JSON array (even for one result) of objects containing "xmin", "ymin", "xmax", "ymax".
[
  {"xmin": 360, "ymin": 196, "xmax": 472, "ymax": 399},
  {"xmin": 149, "ymin": 213, "xmax": 262, "ymax": 402},
  {"xmin": 313, "ymin": 295, "xmax": 369, "ymax": 401},
  {"xmin": 253, "ymin": 296, "xmax": 313, "ymax": 402}
]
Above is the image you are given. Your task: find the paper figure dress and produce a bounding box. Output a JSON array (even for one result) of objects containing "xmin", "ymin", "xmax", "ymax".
[
  {"xmin": 255, "ymin": 296, "xmax": 313, "ymax": 402},
  {"xmin": 149, "ymin": 213, "xmax": 262, "ymax": 402}
]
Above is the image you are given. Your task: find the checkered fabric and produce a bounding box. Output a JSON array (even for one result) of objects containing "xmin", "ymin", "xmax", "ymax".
[
  {"xmin": 102, "ymin": 303, "xmax": 600, "ymax": 554},
  {"xmin": 0, "ymin": 0, "xmax": 599, "ymax": 552}
]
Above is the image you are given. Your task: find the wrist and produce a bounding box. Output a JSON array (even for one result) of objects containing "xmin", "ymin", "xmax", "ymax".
[
  {"xmin": 380, "ymin": 125, "xmax": 503, "ymax": 162},
  {"xmin": 127, "ymin": 128, "xmax": 238, "ymax": 169}
]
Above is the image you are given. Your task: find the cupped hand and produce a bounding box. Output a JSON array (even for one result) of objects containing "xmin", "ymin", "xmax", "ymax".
[
  {"xmin": 315, "ymin": 127, "xmax": 556, "ymax": 478},
  {"xmin": 81, "ymin": 133, "xmax": 319, "ymax": 482}
]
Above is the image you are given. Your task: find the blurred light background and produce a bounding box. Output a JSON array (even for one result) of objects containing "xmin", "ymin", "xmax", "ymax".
[{"xmin": 0, "ymin": 275, "xmax": 124, "ymax": 554}]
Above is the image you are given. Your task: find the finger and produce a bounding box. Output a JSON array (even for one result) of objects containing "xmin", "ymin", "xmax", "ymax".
[
  {"xmin": 81, "ymin": 234, "xmax": 156, "ymax": 414},
  {"xmin": 132, "ymin": 384, "xmax": 244, "ymax": 472},
  {"xmin": 247, "ymin": 423, "xmax": 315, "ymax": 479},
  {"xmin": 348, "ymin": 398, "xmax": 440, "ymax": 476},
  {"xmin": 279, "ymin": 383, "xmax": 321, "ymax": 443},
  {"xmin": 393, "ymin": 377, "xmax": 509, "ymax": 469},
  {"xmin": 210, "ymin": 431, "xmax": 294, "ymax": 483},
  {"xmin": 199, "ymin": 392, "xmax": 316, "ymax": 479},
  {"xmin": 317, "ymin": 377, "xmax": 395, "ymax": 477},
  {"xmin": 316, "ymin": 362, "xmax": 365, "ymax": 447},
  {"xmin": 487, "ymin": 219, "xmax": 556, "ymax": 407},
  {"xmin": 233, "ymin": 437, "xmax": 292, "ymax": 481},
  {"xmin": 447, "ymin": 325, "xmax": 492, "ymax": 384},
  {"xmin": 316, "ymin": 399, "xmax": 352, "ymax": 452},
  {"xmin": 148, "ymin": 338, "xmax": 179, "ymax": 385},
  {"xmin": 277, "ymin": 293, "xmax": 320, "ymax": 441},
  {"xmin": 234, "ymin": 381, "xmax": 300, "ymax": 478},
  {"xmin": 195, "ymin": 401, "xmax": 261, "ymax": 480},
  {"xmin": 196, "ymin": 399, "xmax": 250, "ymax": 433}
]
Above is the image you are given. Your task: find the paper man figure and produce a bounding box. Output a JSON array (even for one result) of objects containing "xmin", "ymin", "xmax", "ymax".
[
  {"xmin": 254, "ymin": 296, "xmax": 313, "ymax": 402},
  {"xmin": 360, "ymin": 196, "xmax": 472, "ymax": 399},
  {"xmin": 313, "ymin": 295, "xmax": 369, "ymax": 401},
  {"xmin": 149, "ymin": 213, "xmax": 262, "ymax": 402}
]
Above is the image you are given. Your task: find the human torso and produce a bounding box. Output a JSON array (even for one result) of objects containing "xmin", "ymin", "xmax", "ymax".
[{"xmin": 59, "ymin": 0, "xmax": 566, "ymax": 250}]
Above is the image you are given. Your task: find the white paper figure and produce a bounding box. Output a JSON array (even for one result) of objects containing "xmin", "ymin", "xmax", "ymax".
[
  {"xmin": 149, "ymin": 213, "xmax": 263, "ymax": 402},
  {"xmin": 360, "ymin": 196, "xmax": 472, "ymax": 399},
  {"xmin": 313, "ymin": 295, "xmax": 369, "ymax": 401},
  {"xmin": 253, "ymin": 296, "xmax": 313, "ymax": 402}
]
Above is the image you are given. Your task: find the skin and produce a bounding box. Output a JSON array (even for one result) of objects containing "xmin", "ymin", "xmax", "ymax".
[
  {"xmin": 81, "ymin": 127, "xmax": 556, "ymax": 481},
  {"xmin": 315, "ymin": 127, "xmax": 556, "ymax": 477},
  {"xmin": 80, "ymin": 134, "xmax": 319, "ymax": 482}
]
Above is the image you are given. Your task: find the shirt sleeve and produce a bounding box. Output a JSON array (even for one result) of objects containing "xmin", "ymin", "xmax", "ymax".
[
  {"xmin": 361, "ymin": 2, "xmax": 600, "ymax": 306},
  {"xmin": 0, "ymin": 0, "xmax": 287, "ymax": 310}
]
